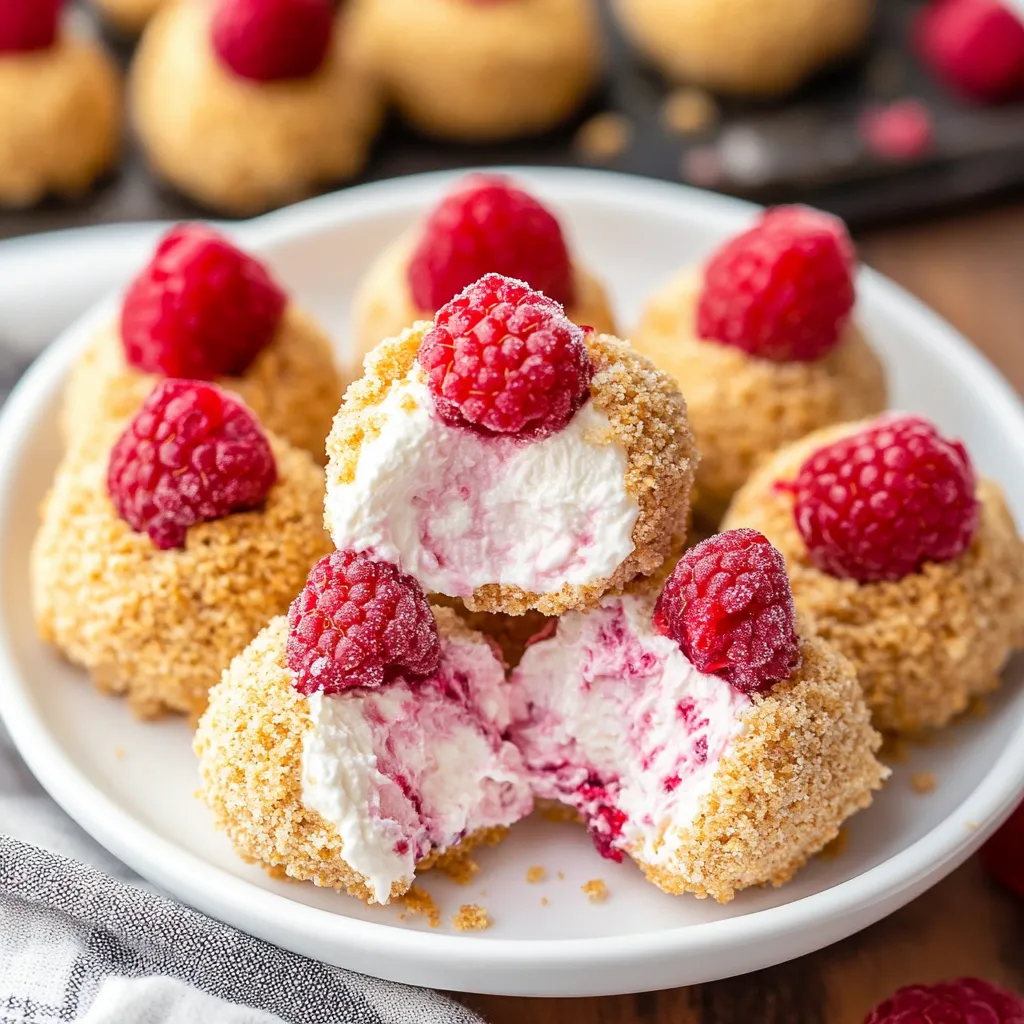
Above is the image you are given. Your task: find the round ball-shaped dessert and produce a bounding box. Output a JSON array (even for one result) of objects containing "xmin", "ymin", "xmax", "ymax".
[
  {"xmin": 633, "ymin": 205, "xmax": 887, "ymax": 525},
  {"xmin": 353, "ymin": 174, "xmax": 617, "ymax": 368},
  {"xmin": 0, "ymin": 1, "xmax": 121, "ymax": 208},
  {"xmin": 63, "ymin": 224, "xmax": 344, "ymax": 464},
  {"xmin": 613, "ymin": 0, "xmax": 875, "ymax": 97},
  {"xmin": 346, "ymin": 0, "xmax": 602, "ymax": 142},
  {"xmin": 32, "ymin": 381, "xmax": 333, "ymax": 719},
  {"xmin": 92, "ymin": 0, "xmax": 165, "ymax": 35},
  {"xmin": 130, "ymin": 0, "xmax": 382, "ymax": 215},
  {"xmin": 722, "ymin": 416, "xmax": 1024, "ymax": 733}
]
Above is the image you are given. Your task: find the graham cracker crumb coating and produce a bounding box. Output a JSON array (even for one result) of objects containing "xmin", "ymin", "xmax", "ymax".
[
  {"xmin": 194, "ymin": 609, "xmax": 510, "ymax": 904},
  {"xmin": 636, "ymin": 631, "xmax": 887, "ymax": 903},
  {"xmin": 632, "ymin": 269, "xmax": 887, "ymax": 524},
  {"xmin": 93, "ymin": 0, "xmax": 164, "ymax": 35},
  {"xmin": 722, "ymin": 423, "xmax": 1024, "ymax": 734},
  {"xmin": 31, "ymin": 435, "xmax": 331, "ymax": 719},
  {"xmin": 452, "ymin": 904, "xmax": 491, "ymax": 931},
  {"xmin": 327, "ymin": 325, "xmax": 697, "ymax": 616},
  {"xmin": 62, "ymin": 305, "xmax": 344, "ymax": 464},
  {"xmin": 434, "ymin": 596, "xmax": 553, "ymax": 669}
]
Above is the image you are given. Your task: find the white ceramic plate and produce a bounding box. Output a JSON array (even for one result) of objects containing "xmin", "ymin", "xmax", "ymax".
[{"xmin": 1, "ymin": 169, "xmax": 1023, "ymax": 998}]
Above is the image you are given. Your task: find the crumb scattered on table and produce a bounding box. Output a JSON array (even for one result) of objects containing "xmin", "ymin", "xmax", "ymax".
[
  {"xmin": 911, "ymin": 771, "xmax": 937, "ymax": 795},
  {"xmin": 541, "ymin": 897, "xmax": 549, "ymax": 907},
  {"xmin": 575, "ymin": 112, "xmax": 633, "ymax": 164},
  {"xmin": 452, "ymin": 904, "xmax": 491, "ymax": 931},
  {"xmin": 660, "ymin": 87, "xmax": 718, "ymax": 136},
  {"xmin": 582, "ymin": 878, "xmax": 607, "ymax": 903},
  {"xmin": 401, "ymin": 886, "xmax": 441, "ymax": 928},
  {"xmin": 818, "ymin": 828, "xmax": 850, "ymax": 862},
  {"xmin": 526, "ymin": 865, "xmax": 546, "ymax": 884}
]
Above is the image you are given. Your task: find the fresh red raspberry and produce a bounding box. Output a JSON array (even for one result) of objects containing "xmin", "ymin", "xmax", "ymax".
[
  {"xmin": 121, "ymin": 224, "xmax": 286, "ymax": 382},
  {"xmin": 791, "ymin": 414, "xmax": 979, "ymax": 583},
  {"xmin": 915, "ymin": 0, "xmax": 1024, "ymax": 103},
  {"xmin": 417, "ymin": 273, "xmax": 592, "ymax": 438},
  {"xmin": 0, "ymin": 0, "xmax": 63, "ymax": 52},
  {"xmin": 408, "ymin": 175, "xmax": 576, "ymax": 313},
  {"xmin": 287, "ymin": 550, "xmax": 441, "ymax": 695},
  {"xmin": 654, "ymin": 528, "xmax": 801, "ymax": 694},
  {"xmin": 864, "ymin": 978, "xmax": 1024, "ymax": 1024},
  {"xmin": 696, "ymin": 205, "xmax": 856, "ymax": 363},
  {"xmin": 108, "ymin": 380, "xmax": 277, "ymax": 550},
  {"xmin": 980, "ymin": 798, "xmax": 1024, "ymax": 898},
  {"xmin": 858, "ymin": 100, "xmax": 936, "ymax": 161},
  {"xmin": 211, "ymin": 0, "xmax": 333, "ymax": 82}
]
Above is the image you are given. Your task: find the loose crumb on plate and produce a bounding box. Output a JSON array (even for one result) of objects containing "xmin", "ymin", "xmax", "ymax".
[
  {"xmin": 541, "ymin": 897, "xmax": 549, "ymax": 907},
  {"xmin": 817, "ymin": 828, "xmax": 850, "ymax": 862},
  {"xmin": 401, "ymin": 886, "xmax": 441, "ymax": 928},
  {"xmin": 660, "ymin": 87, "xmax": 718, "ymax": 136},
  {"xmin": 557, "ymin": 871, "xmax": 565, "ymax": 881},
  {"xmin": 911, "ymin": 771, "xmax": 937, "ymax": 795},
  {"xmin": 574, "ymin": 112, "xmax": 633, "ymax": 164},
  {"xmin": 526, "ymin": 866, "xmax": 546, "ymax": 884},
  {"xmin": 452, "ymin": 904, "xmax": 491, "ymax": 931},
  {"xmin": 965, "ymin": 820, "xmax": 980, "ymax": 832},
  {"xmin": 581, "ymin": 879, "xmax": 608, "ymax": 903},
  {"xmin": 113, "ymin": 746, "xmax": 126, "ymax": 760}
]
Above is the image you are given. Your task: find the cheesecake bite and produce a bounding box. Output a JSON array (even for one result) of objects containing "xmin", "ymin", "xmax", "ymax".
[
  {"xmin": 195, "ymin": 553, "xmax": 534, "ymax": 904},
  {"xmin": 328, "ymin": 274, "xmax": 696, "ymax": 617},
  {"xmin": 32, "ymin": 380, "xmax": 332, "ymax": 719},
  {"xmin": 511, "ymin": 529, "xmax": 887, "ymax": 902},
  {"xmin": 633, "ymin": 205, "xmax": 887, "ymax": 525},
  {"xmin": 64, "ymin": 223, "xmax": 343, "ymax": 463},
  {"xmin": 353, "ymin": 174, "xmax": 617, "ymax": 368},
  {"xmin": 722, "ymin": 414, "xmax": 1024, "ymax": 733}
]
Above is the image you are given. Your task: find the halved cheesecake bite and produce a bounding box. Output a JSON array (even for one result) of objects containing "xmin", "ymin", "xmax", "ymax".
[
  {"xmin": 722, "ymin": 414, "xmax": 1024, "ymax": 734},
  {"xmin": 632, "ymin": 205, "xmax": 887, "ymax": 525},
  {"xmin": 328, "ymin": 273, "xmax": 697, "ymax": 617},
  {"xmin": 64, "ymin": 223, "xmax": 343, "ymax": 463},
  {"xmin": 32, "ymin": 379, "xmax": 331, "ymax": 719},
  {"xmin": 195, "ymin": 550, "xmax": 534, "ymax": 904},
  {"xmin": 510, "ymin": 529, "xmax": 887, "ymax": 902}
]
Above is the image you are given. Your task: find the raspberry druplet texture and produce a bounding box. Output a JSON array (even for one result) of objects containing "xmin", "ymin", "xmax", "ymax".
[
  {"xmin": 653, "ymin": 528, "xmax": 801, "ymax": 694},
  {"xmin": 107, "ymin": 379, "xmax": 277, "ymax": 550},
  {"xmin": 696, "ymin": 204, "xmax": 856, "ymax": 363},
  {"xmin": 287, "ymin": 550, "xmax": 441, "ymax": 695},
  {"xmin": 211, "ymin": 0, "xmax": 334, "ymax": 82},
  {"xmin": 792, "ymin": 414, "xmax": 980, "ymax": 583},
  {"xmin": 0, "ymin": 0, "xmax": 63, "ymax": 53},
  {"xmin": 417, "ymin": 273, "xmax": 592, "ymax": 438},
  {"xmin": 120, "ymin": 224, "xmax": 287, "ymax": 381},
  {"xmin": 864, "ymin": 978, "xmax": 1024, "ymax": 1024},
  {"xmin": 980, "ymin": 798, "xmax": 1024, "ymax": 898},
  {"xmin": 408, "ymin": 175, "xmax": 576, "ymax": 312}
]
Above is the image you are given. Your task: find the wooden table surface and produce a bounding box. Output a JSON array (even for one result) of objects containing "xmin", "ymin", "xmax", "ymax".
[{"xmin": 460, "ymin": 202, "xmax": 1024, "ymax": 1024}]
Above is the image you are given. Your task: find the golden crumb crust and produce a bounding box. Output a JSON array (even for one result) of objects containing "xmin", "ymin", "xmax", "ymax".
[
  {"xmin": 722, "ymin": 423, "xmax": 1024, "ymax": 733},
  {"xmin": 350, "ymin": 233, "xmax": 618, "ymax": 374},
  {"xmin": 93, "ymin": 0, "xmax": 165, "ymax": 34},
  {"xmin": 194, "ymin": 609, "xmax": 507, "ymax": 903},
  {"xmin": 326, "ymin": 325, "xmax": 697, "ymax": 616},
  {"xmin": 433, "ymin": 596, "xmax": 553, "ymax": 670},
  {"xmin": 633, "ymin": 269, "xmax": 887, "ymax": 525},
  {"xmin": 31, "ymin": 435, "xmax": 331, "ymax": 719},
  {"xmin": 636, "ymin": 631, "xmax": 887, "ymax": 902},
  {"xmin": 62, "ymin": 304, "xmax": 344, "ymax": 464}
]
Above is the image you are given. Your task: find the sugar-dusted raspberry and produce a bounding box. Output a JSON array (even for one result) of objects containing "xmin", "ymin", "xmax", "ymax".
[
  {"xmin": 287, "ymin": 550, "xmax": 441, "ymax": 694},
  {"xmin": 417, "ymin": 273, "xmax": 592, "ymax": 438},
  {"xmin": 865, "ymin": 978, "xmax": 1024, "ymax": 1024},
  {"xmin": 107, "ymin": 379, "xmax": 277, "ymax": 550},
  {"xmin": 0, "ymin": 0, "xmax": 63, "ymax": 53},
  {"xmin": 120, "ymin": 224, "xmax": 287, "ymax": 382},
  {"xmin": 408, "ymin": 175, "xmax": 576, "ymax": 313},
  {"xmin": 654, "ymin": 528, "xmax": 800, "ymax": 694},
  {"xmin": 791, "ymin": 414, "xmax": 979, "ymax": 583},
  {"xmin": 211, "ymin": 0, "xmax": 333, "ymax": 82},
  {"xmin": 980, "ymin": 798, "xmax": 1024, "ymax": 898},
  {"xmin": 696, "ymin": 204, "xmax": 856, "ymax": 363},
  {"xmin": 915, "ymin": 0, "xmax": 1024, "ymax": 103}
]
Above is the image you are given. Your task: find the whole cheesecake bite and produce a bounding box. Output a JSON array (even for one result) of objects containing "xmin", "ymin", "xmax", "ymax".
[
  {"xmin": 131, "ymin": 0, "xmax": 382, "ymax": 215},
  {"xmin": 353, "ymin": 175, "xmax": 617, "ymax": 368},
  {"xmin": 32, "ymin": 380, "xmax": 332, "ymax": 719},
  {"xmin": 510, "ymin": 529, "xmax": 887, "ymax": 902},
  {"xmin": 722, "ymin": 414, "xmax": 1024, "ymax": 733},
  {"xmin": 64, "ymin": 224, "xmax": 343, "ymax": 463},
  {"xmin": 0, "ymin": 0, "xmax": 120, "ymax": 208},
  {"xmin": 195, "ymin": 553, "xmax": 534, "ymax": 903},
  {"xmin": 328, "ymin": 274, "xmax": 696, "ymax": 617},
  {"xmin": 633, "ymin": 205, "xmax": 887, "ymax": 525}
]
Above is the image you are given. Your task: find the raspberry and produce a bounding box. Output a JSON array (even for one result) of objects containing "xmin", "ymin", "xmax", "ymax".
[
  {"xmin": 791, "ymin": 414, "xmax": 979, "ymax": 583},
  {"xmin": 211, "ymin": 0, "xmax": 333, "ymax": 82},
  {"xmin": 696, "ymin": 205, "xmax": 856, "ymax": 363},
  {"xmin": 120, "ymin": 224, "xmax": 286, "ymax": 381},
  {"xmin": 107, "ymin": 380, "xmax": 277, "ymax": 550},
  {"xmin": 287, "ymin": 550, "xmax": 441, "ymax": 694},
  {"xmin": 0, "ymin": 0, "xmax": 63, "ymax": 52},
  {"xmin": 576, "ymin": 781, "xmax": 627, "ymax": 863},
  {"xmin": 915, "ymin": 0, "xmax": 1024, "ymax": 103},
  {"xmin": 408, "ymin": 175, "xmax": 575, "ymax": 313},
  {"xmin": 865, "ymin": 978, "xmax": 1024, "ymax": 1024},
  {"xmin": 417, "ymin": 273, "xmax": 592, "ymax": 438},
  {"xmin": 980, "ymin": 798, "xmax": 1024, "ymax": 898},
  {"xmin": 858, "ymin": 100, "xmax": 936, "ymax": 161},
  {"xmin": 653, "ymin": 529, "xmax": 800, "ymax": 694}
]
